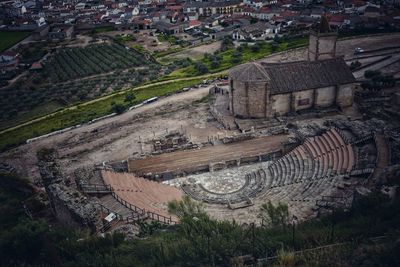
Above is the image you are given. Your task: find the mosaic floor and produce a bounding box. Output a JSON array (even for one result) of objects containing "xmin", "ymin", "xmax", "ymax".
[{"xmin": 165, "ymin": 161, "xmax": 272, "ymax": 194}]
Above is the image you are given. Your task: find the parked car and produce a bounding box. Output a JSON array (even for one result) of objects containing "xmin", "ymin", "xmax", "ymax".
[{"xmin": 354, "ymin": 47, "xmax": 364, "ymax": 54}]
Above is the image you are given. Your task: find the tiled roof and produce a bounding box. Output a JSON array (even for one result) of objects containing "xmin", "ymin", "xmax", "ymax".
[
  {"xmin": 229, "ymin": 58, "xmax": 355, "ymax": 94},
  {"xmin": 229, "ymin": 62, "xmax": 271, "ymax": 82},
  {"xmin": 261, "ymin": 58, "xmax": 356, "ymax": 94}
]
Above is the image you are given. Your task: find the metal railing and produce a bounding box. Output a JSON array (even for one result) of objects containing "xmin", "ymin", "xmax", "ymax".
[
  {"xmin": 85, "ymin": 176, "xmax": 179, "ymax": 225},
  {"xmin": 80, "ymin": 183, "xmax": 112, "ymax": 193},
  {"xmin": 111, "ymin": 188, "xmax": 178, "ymax": 225},
  {"xmin": 111, "ymin": 190, "xmax": 145, "ymax": 215}
]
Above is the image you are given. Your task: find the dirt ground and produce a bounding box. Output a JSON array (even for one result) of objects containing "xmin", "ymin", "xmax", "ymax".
[
  {"xmin": 159, "ymin": 41, "xmax": 222, "ymax": 61},
  {"xmin": 128, "ymin": 134, "xmax": 289, "ymax": 175},
  {"xmin": 0, "ymin": 85, "xmax": 227, "ymax": 184},
  {"xmin": 102, "ymin": 29, "xmax": 171, "ymax": 52}
]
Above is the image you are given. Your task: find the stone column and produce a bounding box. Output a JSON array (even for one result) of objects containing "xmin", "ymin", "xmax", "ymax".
[
  {"xmin": 289, "ymin": 93, "xmax": 295, "ymax": 113},
  {"xmin": 334, "ymin": 85, "xmax": 339, "ymax": 106},
  {"xmin": 264, "ymin": 82, "xmax": 268, "ymax": 118},
  {"xmin": 245, "ymin": 82, "xmax": 250, "ymax": 117},
  {"xmin": 230, "ymin": 79, "xmax": 234, "ymax": 115},
  {"xmin": 312, "ymin": 89, "xmax": 317, "ymax": 109}
]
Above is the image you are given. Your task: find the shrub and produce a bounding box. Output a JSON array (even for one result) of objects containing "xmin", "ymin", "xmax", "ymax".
[
  {"xmin": 110, "ymin": 103, "xmax": 125, "ymax": 114},
  {"xmin": 260, "ymin": 201, "xmax": 289, "ymax": 228},
  {"xmin": 195, "ymin": 62, "xmax": 209, "ymax": 75},
  {"xmin": 350, "ymin": 61, "xmax": 361, "ymax": 70},
  {"xmin": 364, "ymin": 70, "xmax": 381, "ymax": 79},
  {"xmin": 211, "ymin": 59, "xmax": 220, "ymax": 68},
  {"xmin": 251, "ymin": 43, "xmax": 260, "ymax": 52}
]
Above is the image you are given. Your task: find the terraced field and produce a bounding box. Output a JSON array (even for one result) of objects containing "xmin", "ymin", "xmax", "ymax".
[
  {"xmin": 47, "ymin": 44, "xmax": 152, "ymax": 82},
  {"xmin": 0, "ymin": 43, "xmax": 160, "ymax": 130}
]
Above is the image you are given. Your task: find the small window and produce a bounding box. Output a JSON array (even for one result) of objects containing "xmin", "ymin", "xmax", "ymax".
[{"xmin": 298, "ymin": 99, "xmax": 310, "ymax": 106}]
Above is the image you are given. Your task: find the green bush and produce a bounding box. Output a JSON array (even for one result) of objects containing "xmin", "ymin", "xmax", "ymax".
[
  {"xmin": 364, "ymin": 70, "xmax": 381, "ymax": 79},
  {"xmin": 111, "ymin": 103, "xmax": 126, "ymax": 114}
]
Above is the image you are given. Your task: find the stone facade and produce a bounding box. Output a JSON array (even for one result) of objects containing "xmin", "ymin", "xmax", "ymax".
[
  {"xmin": 228, "ymin": 30, "xmax": 356, "ymax": 119},
  {"xmin": 229, "ymin": 62, "xmax": 356, "ymax": 119},
  {"xmin": 308, "ymin": 31, "xmax": 338, "ymax": 61},
  {"xmin": 230, "ymin": 80, "xmax": 269, "ymax": 118}
]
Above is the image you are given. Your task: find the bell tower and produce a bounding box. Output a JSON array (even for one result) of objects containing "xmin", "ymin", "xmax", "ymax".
[{"xmin": 308, "ymin": 16, "xmax": 338, "ymax": 61}]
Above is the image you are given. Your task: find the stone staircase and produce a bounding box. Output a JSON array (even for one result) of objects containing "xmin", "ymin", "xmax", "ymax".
[{"xmin": 99, "ymin": 194, "xmax": 144, "ymax": 221}]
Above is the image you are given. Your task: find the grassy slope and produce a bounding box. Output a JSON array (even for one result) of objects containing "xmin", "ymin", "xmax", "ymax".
[
  {"xmin": 0, "ymin": 101, "xmax": 63, "ymax": 130},
  {"xmin": 0, "ymin": 31, "xmax": 31, "ymax": 52}
]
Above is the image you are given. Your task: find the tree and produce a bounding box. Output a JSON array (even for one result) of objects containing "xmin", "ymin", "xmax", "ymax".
[
  {"xmin": 271, "ymin": 41, "xmax": 279, "ymax": 52},
  {"xmin": 195, "ymin": 62, "xmax": 209, "ymax": 75},
  {"xmin": 350, "ymin": 60, "xmax": 361, "ymax": 70},
  {"xmin": 364, "ymin": 70, "xmax": 381, "ymax": 79},
  {"xmin": 111, "ymin": 103, "xmax": 125, "ymax": 114},
  {"xmin": 319, "ymin": 15, "xmax": 331, "ymax": 33},
  {"xmin": 124, "ymin": 91, "xmax": 136, "ymax": 103},
  {"xmin": 221, "ymin": 36, "xmax": 234, "ymax": 51},
  {"xmin": 251, "ymin": 43, "xmax": 260, "ymax": 53},
  {"xmin": 250, "ymin": 17, "xmax": 258, "ymax": 24},
  {"xmin": 231, "ymin": 50, "xmax": 242, "ymax": 64},
  {"xmin": 211, "ymin": 59, "xmax": 220, "ymax": 69},
  {"xmin": 168, "ymin": 195, "xmax": 206, "ymax": 219},
  {"xmin": 260, "ymin": 201, "xmax": 289, "ymax": 228}
]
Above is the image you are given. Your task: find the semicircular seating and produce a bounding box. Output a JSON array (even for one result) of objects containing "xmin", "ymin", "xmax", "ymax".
[{"xmin": 182, "ymin": 129, "xmax": 357, "ymax": 206}]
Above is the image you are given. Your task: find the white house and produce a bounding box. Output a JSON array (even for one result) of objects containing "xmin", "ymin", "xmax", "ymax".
[{"xmin": 232, "ymin": 22, "xmax": 280, "ymax": 40}]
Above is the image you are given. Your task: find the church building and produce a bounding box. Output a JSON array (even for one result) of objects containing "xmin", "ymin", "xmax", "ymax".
[{"xmin": 228, "ymin": 20, "xmax": 357, "ymax": 120}]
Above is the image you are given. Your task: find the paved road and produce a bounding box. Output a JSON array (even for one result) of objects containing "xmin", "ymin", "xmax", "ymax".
[{"xmin": 353, "ymin": 54, "xmax": 400, "ymax": 79}]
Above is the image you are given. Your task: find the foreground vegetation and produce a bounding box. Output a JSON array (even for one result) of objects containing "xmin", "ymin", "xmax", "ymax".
[
  {"xmin": 1, "ymin": 171, "xmax": 399, "ymax": 266},
  {"xmin": 0, "ymin": 77, "xmax": 211, "ymax": 151},
  {"xmin": 0, "ymin": 31, "xmax": 31, "ymax": 52}
]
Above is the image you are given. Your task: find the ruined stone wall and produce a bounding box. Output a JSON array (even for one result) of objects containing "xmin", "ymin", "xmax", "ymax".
[
  {"xmin": 308, "ymin": 32, "xmax": 337, "ymax": 61},
  {"xmin": 317, "ymin": 35, "xmax": 337, "ymax": 60},
  {"xmin": 231, "ymin": 79, "xmax": 269, "ymax": 118},
  {"xmin": 337, "ymin": 84, "xmax": 354, "ymax": 107},
  {"xmin": 271, "ymin": 93, "xmax": 290, "ymax": 116},
  {"xmin": 247, "ymin": 81, "xmax": 267, "ymax": 118},
  {"xmin": 231, "ymin": 79, "xmax": 248, "ymax": 117},
  {"xmin": 292, "ymin": 89, "xmax": 314, "ymax": 111},
  {"xmin": 47, "ymin": 183, "xmax": 100, "ymax": 232},
  {"xmin": 315, "ymin": 86, "xmax": 335, "ymax": 108},
  {"xmin": 308, "ymin": 34, "xmax": 318, "ymax": 61},
  {"xmin": 38, "ymin": 149, "xmax": 101, "ymax": 232}
]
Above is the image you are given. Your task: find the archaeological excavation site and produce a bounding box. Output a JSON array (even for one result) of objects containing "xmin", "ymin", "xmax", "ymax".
[{"xmin": 1, "ymin": 30, "xmax": 400, "ymax": 246}]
